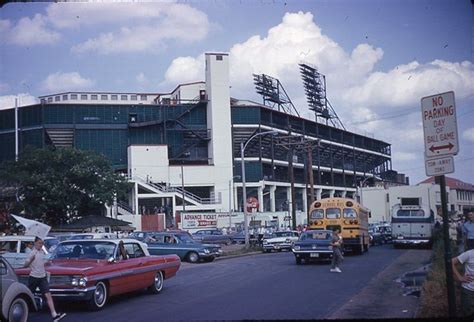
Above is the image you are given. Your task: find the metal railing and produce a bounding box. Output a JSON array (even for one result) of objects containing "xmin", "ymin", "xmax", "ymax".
[
  {"xmin": 129, "ymin": 175, "xmax": 221, "ymax": 205},
  {"xmin": 117, "ymin": 201, "xmax": 134, "ymax": 215}
]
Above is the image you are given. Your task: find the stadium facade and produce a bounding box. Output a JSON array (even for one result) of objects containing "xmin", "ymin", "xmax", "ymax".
[{"xmin": 0, "ymin": 53, "xmax": 402, "ymax": 229}]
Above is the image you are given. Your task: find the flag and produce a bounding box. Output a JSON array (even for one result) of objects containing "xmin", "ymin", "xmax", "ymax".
[{"xmin": 11, "ymin": 214, "xmax": 51, "ymax": 239}]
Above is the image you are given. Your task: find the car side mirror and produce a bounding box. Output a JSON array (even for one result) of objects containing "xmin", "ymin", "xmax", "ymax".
[{"xmin": 107, "ymin": 256, "xmax": 116, "ymax": 264}]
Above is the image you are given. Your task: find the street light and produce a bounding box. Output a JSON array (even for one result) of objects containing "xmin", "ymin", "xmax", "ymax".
[
  {"xmin": 228, "ymin": 175, "xmax": 241, "ymax": 230},
  {"xmin": 358, "ymin": 175, "xmax": 382, "ymax": 205},
  {"xmin": 241, "ymin": 130, "xmax": 278, "ymax": 247}
]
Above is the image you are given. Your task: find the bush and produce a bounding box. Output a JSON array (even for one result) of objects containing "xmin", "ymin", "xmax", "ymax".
[{"xmin": 417, "ymin": 228, "xmax": 461, "ymax": 317}]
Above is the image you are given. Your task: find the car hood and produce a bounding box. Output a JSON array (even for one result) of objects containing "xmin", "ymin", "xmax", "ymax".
[
  {"xmin": 265, "ymin": 237, "xmax": 297, "ymax": 242},
  {"xmin": 16, "ymin": 259, "xmax": 104, "ymax": 276}
]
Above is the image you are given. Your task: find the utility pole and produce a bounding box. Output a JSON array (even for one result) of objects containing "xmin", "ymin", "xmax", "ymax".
[
  {"xmin": 307, "ymin": 144, "xmax": 315, "ymax": 205},
  {"xmin": 288, "ymin": 145, "xmax": 296, "ymax": 230}
]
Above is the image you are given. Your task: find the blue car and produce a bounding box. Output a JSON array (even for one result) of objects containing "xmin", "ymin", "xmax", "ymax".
[
  {"xmin": 146, "ymin": 232, "xmax": 222, "ymax": 263},
  {"xmin": 292, "ymin": 230, "xmax": 334, "ymax": 265}
]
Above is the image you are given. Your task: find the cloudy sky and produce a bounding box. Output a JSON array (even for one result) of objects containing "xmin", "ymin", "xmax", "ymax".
[{"xmin": 0, "ymin": 0, "xmax": 473, "ymax": 185}]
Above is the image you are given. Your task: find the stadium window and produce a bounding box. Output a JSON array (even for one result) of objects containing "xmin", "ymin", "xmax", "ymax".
[
  {"xmin": 62, "ymin": 94, "xmax": 68, "ymax": 100},
  {"xmin": 40, "ymin": 99, "xmax": 46, "ymax": 104},
  {"xmin": 55, "ymin": 96, "xmax": 60, "ymax": 102},
  {"xmin": 111, "ymin": 95, "xmax": 118, "ymax": 101},
  {"xmin": 81, "ymin": 94, "xmax": 88, "ymax": 100},
  {"xmin": 121, "ymin": 95, "xmax": 128, "ymax": 101},
  {"xmin": 47, "ymin": 97, "xmax": 53, "ymax": 103},
  {"xmin": 131, "ymin": 95, "xmax": 137, "ymax": 101},
  {"xmin": 71, "ymin": 94, "xmax": 78, "ymax": 100},
  {"xmin": 140, "ymin": 95, "xmax": 147, "ymax": 101},
  {"xmin": 91, "ymin": 94, "xmax": 98, "ymax": 100},
  {"xmin": 101, "ymin": 94, "xmax": 108, "ymax": 100},
  {"xmin": 216, "ymin": 55, "xmax": 223, "ymax": 61}
]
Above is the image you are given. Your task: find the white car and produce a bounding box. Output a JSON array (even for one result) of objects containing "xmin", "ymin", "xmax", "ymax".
[
  {"xmin": 68, "ymin": 233, "xmax": 118, "ymax": 240},
  {"xmin": 262, "ymin": 231, "xmax": 300, "ymax": 252},
  {"xmin": 0, "ymin": 236, "xmax": 58, "ymax": 269}
]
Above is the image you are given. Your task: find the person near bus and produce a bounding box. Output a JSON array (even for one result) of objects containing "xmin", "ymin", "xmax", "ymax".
[
  {"xmin": 452, "ymin": 249, "xmax": 474, "ymax": 317},
  {"xmin": 330, "ymin": 229, "xmax": 343, "ymax": 273},
  {"xmin": 463, "ymin": 211, "xmax": 474, "ymax": 251}
]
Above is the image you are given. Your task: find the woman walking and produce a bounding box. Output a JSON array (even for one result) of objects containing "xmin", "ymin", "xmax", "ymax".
[{"xmin": 330, "ymin": 229, "xmax": 343, "ymax": 273}]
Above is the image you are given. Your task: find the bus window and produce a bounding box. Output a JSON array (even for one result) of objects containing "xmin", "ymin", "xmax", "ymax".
[
  {"xmin": 412, "ymin": 209, "xmax": 425, "ymax": 217},
  {"xmin": 310, "ymin": 209, "xmax": 324, "ymax": 219},
  {"xmin": 343, "ymin": 208, "xmax": 357, "ymax": 218},
  {"xmin": 397, "ymin": 210, "xmax": 411, "ymax": 217},
  {"xmin": 326, "ymin": 208, "xmax": 341, "ymax": 219}
]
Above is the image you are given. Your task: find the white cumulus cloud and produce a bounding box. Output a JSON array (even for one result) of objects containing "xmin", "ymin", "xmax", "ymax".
[
  {"xmin": 0, "ymin": 94, "xmax": 38, "ymax": 110},
  {"xmin": 66, "ymin": 3, "xmax": 209, "ymax": 55},
  {"xmin": 40, "ymin": 72, "xmax": 95, "ymax": 93},
  {"xmin": 1, "ymin": 14, "xmax": 60, "ymax": 46}
]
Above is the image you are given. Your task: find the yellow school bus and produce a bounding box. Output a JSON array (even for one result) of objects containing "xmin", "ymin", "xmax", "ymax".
[{"xmin": 308, "ymin": 197, "xmax": 370, "ymax": 254}]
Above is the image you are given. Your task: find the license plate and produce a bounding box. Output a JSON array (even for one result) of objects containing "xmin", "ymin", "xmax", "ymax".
[{"xmin": 310, "ymin": 253, "xmax": 319, "ymax": 258}]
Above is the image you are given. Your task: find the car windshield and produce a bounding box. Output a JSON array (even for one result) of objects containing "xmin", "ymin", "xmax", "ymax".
[
  {"xmin": 310, "ymin": 209, "xmax": 324, "ymax": 219},
  {"xmin": 53, "ymin": 241, "xmax": 116, "ymax": 260},
  {"xmin": 343, "ymin": 208, "xmax": 358, "ymax": 218},
  {"xmin": 326, "ymin": 208, "xmax": 341, "ymax": 219},
  {"xmin": 70, "ymin": 235, "xmax": 93, "ymax": 240},
  {"xmin": 300, "ymin": 232, "xmax": 331, "ymax": 241},
  {"xmin": 397, "ymin": 209, "xmax": 425, "ymax": 217}
]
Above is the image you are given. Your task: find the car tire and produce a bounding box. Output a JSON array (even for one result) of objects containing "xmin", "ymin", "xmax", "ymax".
[
  {"xmin": 295, "ymin": 257, "xmax": 302, "ymax": 265},
  {"xmin": 88, "ymin": 281, "xmax": 108, "ymax": 310},
  {"xmin": 187, "ymin": 251, "xmax": 200, "ymax": 263},
  {"xmin": 8, "ymin": 296, "xmax": 29, "ymax": 322},
  {"xmin": 148, "ymin": 271, "xmax": 164, "ymax": 294},
  {"xmin": 264, "ymin": 249, "xmax": 271, "ymax": 253}
]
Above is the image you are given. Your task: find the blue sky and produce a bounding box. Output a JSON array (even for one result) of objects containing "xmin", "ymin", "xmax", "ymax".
[{"xmin": 0, "ymin": 0, "xmax": 473, "ymax": 185}]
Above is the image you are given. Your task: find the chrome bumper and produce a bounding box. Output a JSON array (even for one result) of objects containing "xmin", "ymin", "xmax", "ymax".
[
  {"xmin": 198, "ymin": 251, "xmax": 222, "ymax": 258},
  {"xmin": 393, "ymin": 239, "xmax": 430, "ymax": 245},
  {"xmin": 263, "ymin": 243, "xmax": 292, "ymax": 250},
  {"xmin": 49, "ymin": 286, "xmax": 96, "ymax": 300}
]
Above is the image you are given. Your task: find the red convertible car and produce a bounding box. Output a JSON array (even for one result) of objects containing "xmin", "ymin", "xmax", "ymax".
[{"xmin": 15, "ymin": 239, "xmax": 180, "ymax": 310}]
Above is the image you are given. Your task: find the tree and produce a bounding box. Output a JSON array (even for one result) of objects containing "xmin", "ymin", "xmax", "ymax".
[{"xmin": 0, "ymin": 147, "xmax": 130, "ymax": 226}]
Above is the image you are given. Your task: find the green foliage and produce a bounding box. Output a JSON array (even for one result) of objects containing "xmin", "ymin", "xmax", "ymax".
[{"xmin": 0, "ymin": 147, "xmax": 130, "ymax": 226}]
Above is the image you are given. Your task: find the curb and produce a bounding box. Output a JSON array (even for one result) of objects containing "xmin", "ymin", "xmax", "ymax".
[{"xmin": 215, "ymin": 251, "xmax": 263, "ymax": 261}]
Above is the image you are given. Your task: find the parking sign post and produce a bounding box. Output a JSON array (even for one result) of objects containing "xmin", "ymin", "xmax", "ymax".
[{"xmin": 421, "ymin": 91, "xmax": 458, "ymax": 317}]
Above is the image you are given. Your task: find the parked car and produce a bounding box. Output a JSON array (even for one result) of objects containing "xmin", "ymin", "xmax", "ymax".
[
  {"xmin": 262, "ymin": 231, "xmax": 300, "ymax": 252},
  {"xmin": 14, "ymin": 239, "xmax": 180, "ymax": 310},
  {"xmin": 292, "ymin": 230, "xmax": 334, "ymax": 264},
  {"xmin": 147, "ymin": 232, "xmax": 222, "ymax": 263},
  {"xmin": 0, "ymin": 236, "xmax": 57, "ymax": 268},
  {"xmin": 368, "ymin": 227, "xmax": 384, "ymax": 245},
  {"xmin": 1, "ymin": 256, "xmax": 37, "ymax": 322},
  {"xmin": 192, "ymin": 229, "xmax": 232, "ymax": 245},
  {"xmin": 230, "ymin": 231, "xmax": 256, "ymax": 244},
  {"xmin": 68, "ymin": 233, "xmax": 117, "ymax": 240},
  {"xmin": 378, "ymin": 225, "xmax": 392, "ymax": 243}
]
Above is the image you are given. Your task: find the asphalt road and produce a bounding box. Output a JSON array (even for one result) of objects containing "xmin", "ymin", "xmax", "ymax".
[{"xmin": 29, "ymin": 245, "xmax": 427, "ymax": 321}]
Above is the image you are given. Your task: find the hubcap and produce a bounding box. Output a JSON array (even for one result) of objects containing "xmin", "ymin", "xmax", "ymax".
[
  {"xmin": 11, "ymin": 301, "xmax": 26, "ymax": 322},
  {"xmin": 95, "ymin": 284, "xmax": 105, "ymax": 305},
  {"xmin": 155, "ymin": 273, "xmax": 163, "ymax": 290},
  {"xmin": 190, "ymin": 253, "xmax": 198, "ymax": 262}
]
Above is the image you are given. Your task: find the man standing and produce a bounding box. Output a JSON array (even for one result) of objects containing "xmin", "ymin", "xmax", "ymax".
[
  {"xmin": 463, "ymin": 211, "xmax": 474, "ymax": 251},
  {"xmin": 452, "ymin": 249, "xmax": 474, "ymax": 317},
  {"xmin": 24, "ymin": 236, "xmax": 66, "ymax": 321},
  {"xmin": 330, "ymin": 229, "xmax": 343, "ymax": 273}
]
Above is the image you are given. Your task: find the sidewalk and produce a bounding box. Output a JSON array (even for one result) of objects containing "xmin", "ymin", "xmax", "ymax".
[{"xmin": 327, "ymin": 248, "xmax": 432, "ymax": 320}]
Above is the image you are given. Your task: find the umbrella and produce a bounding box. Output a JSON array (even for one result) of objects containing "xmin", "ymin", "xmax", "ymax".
[{"xmin": 11, "ymin": 214, "xmax": 51, "ymax": 239}]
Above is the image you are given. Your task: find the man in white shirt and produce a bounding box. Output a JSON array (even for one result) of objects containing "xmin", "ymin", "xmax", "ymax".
[
  {"xmin": 24, "ymin": 236, "xmax": 66, "ymax": 321},
  {"xmin": 452, "ymin": 249, "xmax": 474, "ymax": 317}
]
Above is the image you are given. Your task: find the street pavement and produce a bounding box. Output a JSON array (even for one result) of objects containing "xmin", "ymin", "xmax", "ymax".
[{"xmin": 29, "ymin": 245, "xmax": 430, "ymax": 321}]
